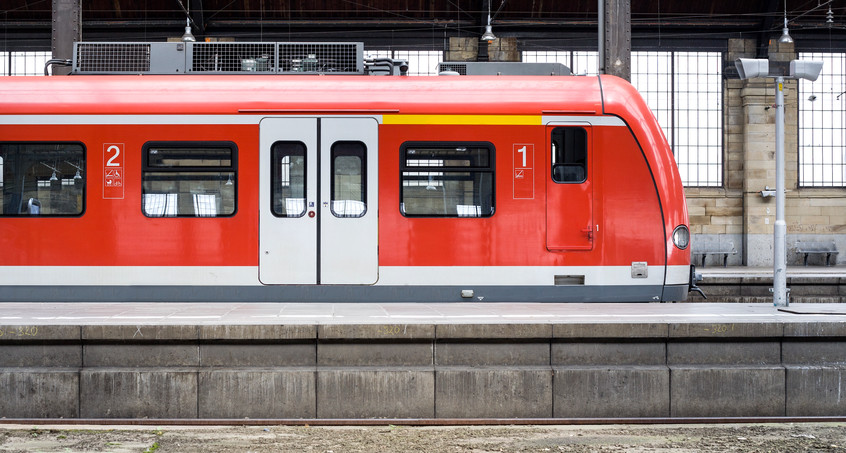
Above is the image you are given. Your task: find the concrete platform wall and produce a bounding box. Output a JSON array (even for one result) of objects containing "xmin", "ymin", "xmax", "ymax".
[{"xmin": 1, "ymin": 322, "xmax": 846, "ymax": 419}]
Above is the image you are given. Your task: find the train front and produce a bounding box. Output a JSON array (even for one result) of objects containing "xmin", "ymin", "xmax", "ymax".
[{"xmin": 598, "ymin": 74, "xmax": 694, "ymax": 301}]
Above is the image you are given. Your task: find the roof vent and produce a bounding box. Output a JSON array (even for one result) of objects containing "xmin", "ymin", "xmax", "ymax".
[{"xmin": 75, "ymin": 43, "xmax": 152, "ymax": 73}]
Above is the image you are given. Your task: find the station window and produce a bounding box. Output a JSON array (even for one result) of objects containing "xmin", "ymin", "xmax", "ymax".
[
  {"xmin": 551, "ymin": 127, "xmax": 587, "ymax": 183},
  {"xmin": 798, "ymin": 52, "xmax": 846, "ymax": 187},
  {"xmin": 142, "ymin": 142, "xmax": 236, "ymax": 217},
  {"xmin": 400, "ymin": 142, "xmax": 495, "ymax": 217},
  {"xmin": 0, "ymin": 143, "xmax": 85, "ymax": 216},
  {"xmin": 271, "ymin": 141, "xmax": 307, "ymax": 217}
]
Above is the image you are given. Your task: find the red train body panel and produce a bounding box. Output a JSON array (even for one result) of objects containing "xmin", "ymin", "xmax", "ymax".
[{"xmin": 0, "ymin": 74, "xmax": 691, "ymax": 302}]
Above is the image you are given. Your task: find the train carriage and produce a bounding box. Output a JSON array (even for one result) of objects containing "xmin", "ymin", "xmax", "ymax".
[{"xmin": 0, "ymin": 73, "xmax": 692, "ymax": 302}]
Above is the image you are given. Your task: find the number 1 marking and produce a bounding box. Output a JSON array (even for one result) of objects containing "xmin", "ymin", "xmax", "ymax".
[{"xmin": 517, "ymin": 146, "xmax": 527, "ymax": 168}]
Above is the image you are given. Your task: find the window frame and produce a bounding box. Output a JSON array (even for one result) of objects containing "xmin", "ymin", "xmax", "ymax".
[
  {"xmin": 330, "ymin": 140, "xmax": 367, "ymax": 218},
  {"xmin": 399, "ymin": 141, "xmax": 496, "ymax": 218},
  {"xmin": 798, "ymin": 52, "xmax": 846, "ymax": 188},
  {"xmin": 0, "ymin": 141, "xmax": 87, "ymax": 217},
  {"xmin": 270, "ymin": 140, "xmax": 308, "ymax": 218},
  {"xmin": 141, "ymin": 141, "xmax": 238, "ymax": 218},
  {"xmin": 550, "ymin": 126, "xmax": 588, "ymax": 184}
]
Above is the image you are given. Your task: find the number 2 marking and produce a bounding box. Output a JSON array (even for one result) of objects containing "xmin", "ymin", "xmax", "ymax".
[{"xmin": 106, "ymin": 145, "xmax": 121, "ymax": 167}]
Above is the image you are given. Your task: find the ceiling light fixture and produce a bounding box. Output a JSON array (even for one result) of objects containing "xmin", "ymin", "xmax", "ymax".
[
  {"xmin": 181, "ymin": 0, "xmax": 196, "ymax": 42},
  {"xmin": 480, "ymin": 1, "xmax": 497, "ymax": 42},
  {"xmin": 779, "ymin": 2, "xmax": 794, "ymax": 44},
  {"xmin": 481, "ymin": 18, "xmax": 496, "ymax": 42}
]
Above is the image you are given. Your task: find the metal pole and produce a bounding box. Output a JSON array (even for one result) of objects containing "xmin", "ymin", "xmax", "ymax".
[
  {"xmin": 774, "ymin": 76, "xmax": 788, "ymax": 306},
  {"xmin": 598, "ymin": 0, "xmax": 604, "ymax": 74}
]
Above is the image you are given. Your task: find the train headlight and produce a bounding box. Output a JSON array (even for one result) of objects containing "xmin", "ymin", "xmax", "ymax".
[{"xmin": 672, "ymin": 225, "xmax": 690, "ymax": 250}]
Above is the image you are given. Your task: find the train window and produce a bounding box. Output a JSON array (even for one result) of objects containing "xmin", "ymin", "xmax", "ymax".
[
  {"xmin": 331, "ymin": 141, "xmax": 366, "ymax": 218},
  {"xmin": 142, "ymin": 142, "xmax": 236, "ymax": 217},
  {"xmin": 400, "ymin": 142, "xmax": 494, "ymax": 217},
  {"xmin": 271, "ymin": 141, "xmax": 307, "ymax": 218},
  {"xmin": 0, "ymin": 143, "xmax": 85, "ymax": 216},
  {"xmin": 551, "ymin": 127, "xmax": 587, "ymax": 183}
]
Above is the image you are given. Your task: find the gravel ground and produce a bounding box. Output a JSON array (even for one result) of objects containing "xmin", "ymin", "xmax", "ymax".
[{"xmin": 0, "ymin": 422, "xmax": 844, "ymax": 452}]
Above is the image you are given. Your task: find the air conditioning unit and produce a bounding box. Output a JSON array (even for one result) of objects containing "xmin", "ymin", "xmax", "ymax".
[{"xmin": 437, "ymin": 62, "xmax": 571, "ymax": 76}]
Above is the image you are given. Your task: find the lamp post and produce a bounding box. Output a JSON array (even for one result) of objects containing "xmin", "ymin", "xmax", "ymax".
[{"xmin": 735, "ymin": 58, "xmax": 823, "ymax": 307}]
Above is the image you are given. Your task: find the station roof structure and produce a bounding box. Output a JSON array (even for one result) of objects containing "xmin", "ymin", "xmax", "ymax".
[{"xmin": 2, "ymin": 1, "xmax": 846, "ymax": 53}]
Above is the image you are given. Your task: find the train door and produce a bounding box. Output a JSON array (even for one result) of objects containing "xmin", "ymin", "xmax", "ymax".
[
  {"xmin": 546, "ymin": 124, "xmax": 594, "ymax": 251},
  {"xmin": 259, "ymin": 117, "xmax": 379, "ymax": 284}
]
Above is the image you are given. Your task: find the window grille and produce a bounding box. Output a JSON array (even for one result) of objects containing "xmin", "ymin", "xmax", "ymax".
[
  {"xmin": 0, "ymin": 51, "xmax": 51, "ymax": 76},
  {"xmin": 523, "ymin": 50, "xmax": 597, "ymax": 75},
  {"xmin": 798, "ymin": 52, "xmax": 846, "ymax": 187},
  {"xmin": 633, "ymin": 51, "xmax": 723, "ymax": 187}
]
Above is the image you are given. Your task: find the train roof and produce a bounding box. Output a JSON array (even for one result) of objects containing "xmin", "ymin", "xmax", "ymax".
[{"xmin": 1, "ymin": 74, "xmax": 615, "ymax": 116}]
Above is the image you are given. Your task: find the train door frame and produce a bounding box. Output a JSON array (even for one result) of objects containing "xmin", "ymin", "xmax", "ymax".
[
  {"xmin": 545, "ymin": 122, "xmax": 594, "ymax": 251},
  {"xmin": 258, "ymin": 117, "xmax": 379, "ymax": 285}
]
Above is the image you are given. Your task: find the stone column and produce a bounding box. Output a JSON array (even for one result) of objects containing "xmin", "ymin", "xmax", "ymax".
[
  {"xmin": 488, "ymin": 38, "xmax": 519, "ymax": 62},
  {"xmin": 445, "ymin": 37, "xmax": 478, "ymax": 62}
]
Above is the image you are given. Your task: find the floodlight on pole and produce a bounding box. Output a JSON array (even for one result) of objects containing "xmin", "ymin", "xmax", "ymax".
[
  {"xmin": 735, "ymin": 57, "xmax": 823, "ymax": 307},
  {"xmin": 735, "ymin": 58, "xmax": 769, "ymax": 79},
  {"xmin": 790, "ymin": 60, "xmax": 823, "ymax": 81}
]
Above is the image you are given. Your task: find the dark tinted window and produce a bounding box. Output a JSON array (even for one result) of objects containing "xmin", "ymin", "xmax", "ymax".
[
  {"xmin": 271, "ymin": 141, "xmax": 307, "ymax": 218},
  {"xmin": 331, "ymin": 141, "xmax": 366, "ymax": 218},
  {"xmin": 0, "ymin": 143, "xmax": 85, "ymax": 216},
  {"xmin": 142, "ymin": 142, "xmax": 236, "ymax": 217},
  {"xmin": 400, "ymin": 143, "xmax": 494, "ymax": 217},
  {"xmin": 551, "ymin": 127, "xmax": 587, "ymax": 183}
]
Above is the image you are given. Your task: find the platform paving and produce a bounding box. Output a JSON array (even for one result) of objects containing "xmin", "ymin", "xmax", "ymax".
[{"xmin": 1, "ymin": 301, "xmax": 845, "ymax": 325}]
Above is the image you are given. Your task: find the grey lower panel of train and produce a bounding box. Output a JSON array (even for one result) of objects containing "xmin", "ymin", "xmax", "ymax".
[{"xmin": 0, "ymin": 284, "xmax": 688, "ymax": 302}]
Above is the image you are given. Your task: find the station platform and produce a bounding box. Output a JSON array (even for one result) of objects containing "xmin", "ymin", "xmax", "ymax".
[
  {"xmin": 2, "ymin": 301, "xmax": 846, "ymax": 421},
  {"xmin": 692, "ymin": 265, "xmax": 846, "ymax": 303}
]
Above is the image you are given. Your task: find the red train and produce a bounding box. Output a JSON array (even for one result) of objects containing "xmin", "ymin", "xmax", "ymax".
[{"xmin": 0, "ymin": 73, "xmax": 692, "ymax": 302}]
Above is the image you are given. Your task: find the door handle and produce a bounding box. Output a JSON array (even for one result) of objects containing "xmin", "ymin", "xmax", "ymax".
[{"xmin": 582, "ymin": 226, "xmax": 594, "ymax": 240}]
